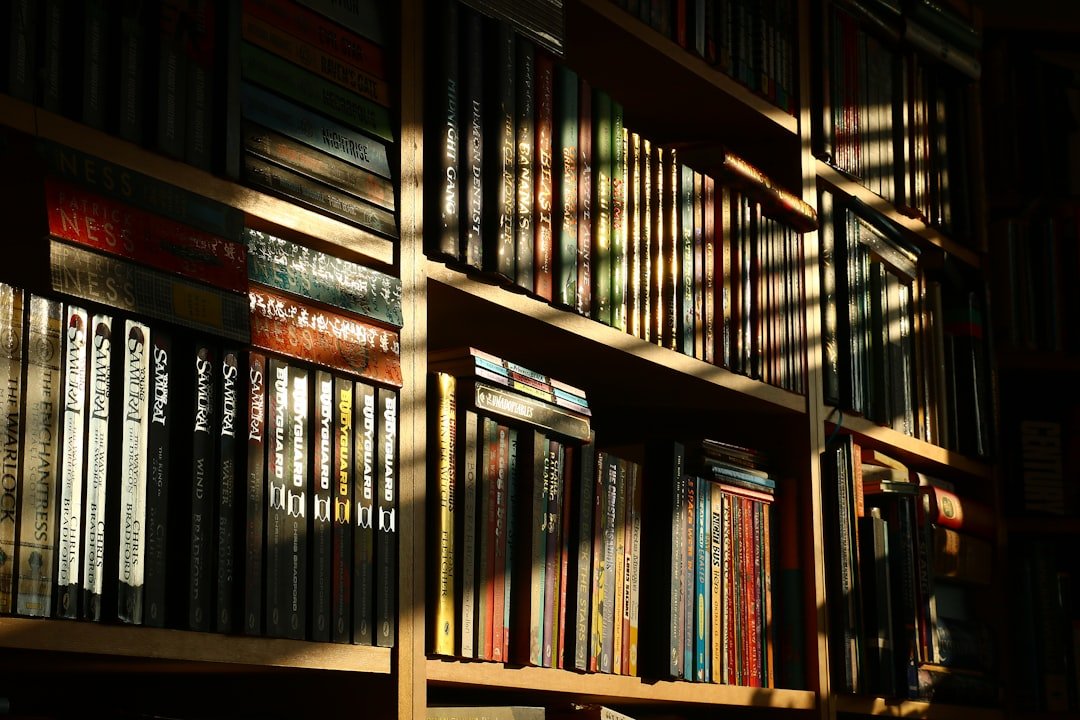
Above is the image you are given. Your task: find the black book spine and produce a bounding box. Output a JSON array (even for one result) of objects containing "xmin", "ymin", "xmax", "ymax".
[
  {"xmin": 118, "ymin": 0, "xmax": 149, "ymax": 145},
  {"xmin": 214, "ymin": 346, "xmax": 241, "ymax": 634},
  {"xmin": 7, "ymin": 0, "xmax": 38, "ymax": 102},
  {"xmin": 156, "ymin": 0, "xmax": 189, "ymax": 161},
  {"xmin": 427, "ymin": 0, "xmax": 460, "ymax": 261},
  {"xmin": 188, "ymin": 341, "xmax": 217, "ymax": 632},
  {"xmin": 284, "ymin": 364, "xmax": 310, "ymax": 639},
  {"xmin": 515, "ymin": 35, "xmax": 536, "ymax": 293},
  {"xmin": 244, "ymin": 351, "xmax": 267, "ymax": 636},
  {"xmin": 310, "ymin": 371, "xmax": 335, "ymax": 642},
  {"xmin": 482, "ymin": 17, "xmax": 516, "ymax": 282},
  {"xmin": 375, "ymin": 386, "xmax": 398, "ymax": 647},
  {"xmin": 331, "ymin": 375, "xmax": 354, "ymax": 643},
  {"xmin": 461, "ymin": 6, "xmax": 484, "ymax": 270},
  {"xmin": 143, "ymin": 327, "xmax": 173, "ymax": 627},
  {"xmin": 353, "ymin": 379, "xmax": 377, "ymax": 644},
  {"xmin": 265, "ymin": 357, "xmax": 290, "ymax": 638}
]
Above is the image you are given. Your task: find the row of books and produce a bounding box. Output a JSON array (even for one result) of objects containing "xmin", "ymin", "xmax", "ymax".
[
  {"xmin": 611, "ymin": 0, "xmax": 798, "ymax": 115},
  {"xmin": 428, "ymin": 1, "xmax": 814, "ymax": 393},
  {"xmin": 0, "ymin": 280, "xmax": 399, "ymax": 646},
  {"xmin": 815, "ymin": 0, "xmax": 980, "ymax": 241},
  {"xmin": 819, "ymin": 190, "xmax": 993, "ymax": 458},
  {"xmin": 4, "ymin": 0, "xmax": 399, "ymax": 244},
  {"xmin": 238, "ymin": 0, "xmax": 400, "ymax": 242},
  {"xmin": 820, "ymin": 436, "xmax": 999, "ymax": 704}
]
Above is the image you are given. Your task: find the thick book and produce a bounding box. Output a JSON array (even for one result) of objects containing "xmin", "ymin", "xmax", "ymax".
[
  {"xmin": 310, "ymin": 371, "xmax": 336, "ymax": 642},
  {"xmin": 577, "ymin": 78, "xmax": 593, "ymax": 317},
  {"xmin": 460, "ymin": 6, "xmax": 485, "ymax": 270},
  {"xmin": 515, "ymin": 35, "xmax": 537, "ymax": 294},
  {"xmin": 55, "ymin": 304, "xmax": 88, "ymax": 619},
  {"xmin": 591, "ymin": 89, "xmax": 613, "ymax": 326},
  {"xmin": 610, "ymin": 108, "xmax": 627, "ymax": 333},
  {"xmin": 481, "ymin": 16, "xmax": 516, "ymax": 282},
  {"xmin": 283, "ymin": 363, "xmax": 310, "ymax": 639},
  {"xmin": 15, "ymin": 296, "xmax": 65, "ymax": 618},
  {"xmin": 183, "ymin": 0, "xmax": 215, "ymax": 171},
  {"xmin": 247, "ymin": 285, "xmax": 401, "ymax": 387},
  {"xmin": 215, "ymin": 346, "xmax": 242, "ymax": 634},
  {"xmin": 49, "ymin": 239, "xmax": 250, "ymax": 344},
  {"xmin": 0, "ymin": 284, "xmax": 23, "ymax": 615},
  {"xmin": 155, "ymin": 0, "xmax": 188, "ymax": 161},
  {"xmin": 353, "ymin": 378, "xmax": 377, "ymax": 645},
  {"xmin": 534, "ymin": 49, "xmax": 556, "ymax": 301},
  {"xmin": 426, "ymin": 0, "xmax": 460, "ymax": 261},
  {"xmin": 458, "ymin": 408, "xmax": 481, "ymax": 658},
  {"xmin": 375, "ymin": 386, "xmax": 398, "ymax": 648},
  {"xmin": 186, "ymin": 341, "xmax": 217, "ymax": 632},
  {"xmin": 427, "ymin": 708, "xmax": 544, "ymax": 720},
  {"xmin": 7, "ymin": 0, "xmax": 37, "ymax": 102},
  {"xmin": 143, "ymin": 327, "xmax": 173, "ymax": 628},
  {"xmin": 431, "ymin": 372, "xmax": 456, "ymax": 656},
  {"xmin": 458, "ymin": 378, "xmax": 591, "ymax": 443},
  {"xmin": 244, "ymin": 351, "xmax": 267, "ymax": 636},
  {"xmin": 295, "ymin": 0, "xmax": 386, "ymax": 46},
  {"xmin": 331, "ymin": 375, "xmax": 354, "ymax": 643},
  {"xmin": 80, "ymin": 312, "xmax": 113, "ymax": 622},
  {"xmin": 264, "ymin": 356, "xmax": 290, "ymax": 637},
  {"xmin": 859, "ymin": 508, "xmax": 897, "ymax": 697},
  {"xmin": 553, "ymin": 64, "xmax": 579, "ymax": 309}
]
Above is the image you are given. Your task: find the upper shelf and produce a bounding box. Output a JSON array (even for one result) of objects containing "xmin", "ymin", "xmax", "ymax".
[
  {"xmin": 0, "ymin": 617, "xmax": 391, "ymax": 674},
  {"xmin": 563, "ymin": 0, "xmax": 802, "ymax": 191},
  {"xmin": 428, "ymin": 658, "xmax": 818, "ymax": 711},
  {"xmin": 0, "ymin": 93, "xmax": 396, "ymax": 270}
]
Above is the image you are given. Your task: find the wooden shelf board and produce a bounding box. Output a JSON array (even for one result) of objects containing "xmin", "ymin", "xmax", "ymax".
[
  {"xmin": 565, "ymin": 0, "xmax": 800, "ymax": 188},
  {"xmin": 428, "ymin": 659, "xmax": 818, "ymax": 710},
  {"xmin": 824, "ymin": 410, "xmax": 993, "ymax": 481},
  {"xmin": 834, "ymin": 694, "xmax": 1004, "ymax": 719},
  {"xmin": 815, "ymin": 161, "xmax": 982, "ymax": 269},
  {"xmin": 0, "ymin": 617, "xmax": 391, "ymax": 674},
  {"xmin": 12, "ymin": 99, "xmax": 395, "ymax": 269},
  {"xmin": 426, "ymin": 260, "xmax": 807, "ymax": 417},
  {"xmin": 0, "ymin": 93, "xmax": 36, "ymax": 135}
]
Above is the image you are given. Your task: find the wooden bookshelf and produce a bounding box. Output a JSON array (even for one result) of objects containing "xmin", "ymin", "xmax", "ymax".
[{"xmin": 834, "ymin": 695, "xmax": 1005, "ymax": 719}]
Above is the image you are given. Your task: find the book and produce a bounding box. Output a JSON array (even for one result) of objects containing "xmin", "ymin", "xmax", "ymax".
[
  {"xmin": 427, "ymin": 0, "xmax": 460, "ymax": 262},
  {"xmin": 458, "ymin": 408, "xmax": 481, "ymax": 658},
  {"xmin": 431, "ymin": 372, "xmax": 456, "ymax": 656},
  {"xmin": 427, "ymin": 708, "xmax": 545, "ymax": 720},
  {"xmin": 310, "ymin": 370, "xmax": 336, "ymax": 642},
  {"xmin": 375, "ymin": 386, "xmax": 398, "ymax": 647},
  {"xmin": 186, "ymin": 340, "xmax": 217, "ymax": 632},
  {"xmin": 534, "ymin": 50, "xmax": 556, "ymax": 301},
  {"xmin": 459, "ymin": 378, "xmax": 590, "ymax": 443},
  {"xmin": 215, "ymin": 346, "xmax": 242, "ymax": 634},
  {"xmin": 247, "ymin": 285, "xmax": 401, "ymax": 387},
  {"xmin": 611, "ymin": 109, "xmax": 627, "ymax": 333},
  {"xmin": 55, "ymin": 304, "xmax": 88, "ymax": 619},
  {"xmin": 919, "ymin": 484, "xmax": 995, "ymax": 541},
  {"xmin": 295, "ymin": 0, "xmax": 386, "ymax": 46},
  {"xmin": 460, "ymin": 6, "xmax": 485, "ymax": 270},
  {"xmin": 284, "ymin": 363, "xmax": 310, "ymax": 639},
  {"xmin": 183, "ymin": 0, "xmax": 215, "ymax": 171},
  {"xmin": 156, "ymin": 0, "xmax": 188, "ymax": 161},
  {"xmin": 577, "ymin": 78, "xmax": 593, "ymax": 317},
  {"xmin": 265, "ymin": 356, "xmax": 290, "ymax": 637},
  {"xmin": 143, "ymin": 327, "xmax": 173, "ymax": 628},
  {"xmin": 553, "ymin": 64, "xmax": 579, "ymax": 309},
  {"xmin": 482, "ymin": 15, "xmax": 516, "ymax": 283},
  {"xmin": 81, "ymin": 312, "xmax": 113, "ymax": 622},
  {"xmin": 566, "ymin": 437, "xmax": 595, "ymax": 671},
  {"xmin": 515, "ymin": 35, "xmax": 536, "ymax": 294},
  {"xmin": 332, "ymin": 374, "xmax": 354, "ymax": 644},
  {"xmin": 15, "ymin": 294, "xmax": 63, "ymax": 618},
  {"xmin": 0, "ymin": 284, "xmax": 23, "ymax": 615},
  {"xmin": 591, "ymin": 89, "xmax": 613, "ymax": 326},
  {"xmin": 244, "ymin": 350, "xmax": 267, "ymax": 636},
  {"xmin": 353, "ymin": 377, "xmax": 376, "ymax": 645}
]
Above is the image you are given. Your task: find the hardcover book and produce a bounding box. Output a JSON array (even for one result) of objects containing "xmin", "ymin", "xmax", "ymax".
[
  {"xmin": 310, "ymin": 370, "xmax": 336, "ymax": 642},
  {"xmin": 458, "ymin": 408, "xmax": 480, "ymax": 658},
  {"xmin": 284, "ymin": 363, "xmax": 310, "ymax": 639},
  {"xmin": 143, "ymin": 327, "xmax": 173, "ymax": 628},
  {"xmin": 353, "ymin": 378, "xmax": 377, "ymax": 645},
  {"xmin": 15, "ymin": 295, "xmax": 63, "ymax": 618},
  {"xmin": 332, "ymin": 375, "xmax": 354, "ymax": 643},
  {"xmin": 534, "ymin": 49, "xmax": 556, "ymax": 301},
  {"xmin": 375, "ymin": 386, "xmax": 398, "ymax": 648},
  {"xmin": 553, "ymin": 64, "xmax": 579, "ymax": 309},
  {"xmin": 481, "ymin": 16, "xmax": 516, "ymax": 282},
  {"xmin": 55, "ymin": 304, "xmax": 88, "ymax": 619},
  {"xmin": 591, "ymin": 90, "xmax": 613, "ymax": 326},
  {"xmin": 0, "ymin": 284, "xmax": 23, "ymax": 615},
  {"xmin": 461, "ymin": 6, "xmax": 485, "ymax": 270},
  {"xmin": 81, "ymin": 312, "xmax": 112, "ymax": 622},
  {"xmin": 265, "ymin": 356, "xmax": 291, "ymax": 637},
  {"xmin": 215, "ymin": 346, "xmax": 242, "ymax": 634},
  {"xmin": 186, "ymin": 340, "xmax": 216, "ymax": 632},
  {"xmin": 244, "ymin": 350, "xmax": 267, "ymax": 636},
  {"xmin": 515, "ymin": 35, "xmax": 536, "ymax": 294},
  {"xmin": 431, "ymin": 372, "xmax": 456, "ymax": 656},
  {"xmin": 427, "ymin": 0, "xmax": 460, "ymax": 261}
]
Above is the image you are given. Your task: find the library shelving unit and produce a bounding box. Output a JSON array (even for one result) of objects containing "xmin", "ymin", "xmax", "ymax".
[{"xmin": 0, "ymin": 0, "xmax": 1016, "ymax": 719}]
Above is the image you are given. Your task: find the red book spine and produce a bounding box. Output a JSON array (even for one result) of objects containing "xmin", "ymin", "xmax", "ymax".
[
  {"xmin": 248, "ymin": 286, "xmax": 402, "ymax": 387},
  {"xmin": 576, "ymin": 78, "xmax": 593, "ymax": 316},
  {"xmin": 482, "ymin": 421, "xmax": 499, "ymax": 660},
  {"xmin": 45, "ymin": 177, "xmax": 248, "ymax": 293},
  {"xmin": 491, "ymin": 424, "xmax": 509, "ymax": 661},
  {"xmin": 534, "ymin": 51, "xmax": 555, "ymax": 301},
  {"xmin": 923, "ymin": 485, "xmax": 995, "ymax": 541}
]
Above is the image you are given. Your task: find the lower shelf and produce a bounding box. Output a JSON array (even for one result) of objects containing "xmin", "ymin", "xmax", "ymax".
[
  {"xmin": 427, "ymin": 658, "xmax": 818, "ymax": 710},
  {"xmin": 0, "ymin": 616, "xmax": 392, "ymax": 673},
  {"xmin": 833, "ymin": 693, "xmax": 1004, "ymax": 719}
]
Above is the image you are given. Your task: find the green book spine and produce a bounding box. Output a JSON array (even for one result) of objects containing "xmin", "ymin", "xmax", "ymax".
[
  {"xmin": 611, "ymin": 104, "xmax": 627, "ymax": 332},
  {"xmin": 592, "ymin": 90, "xmax": 613, "ymax": 326},
  {"xmin": 554, "ymin": 65, "xmax": 579, "ymax": 309}
]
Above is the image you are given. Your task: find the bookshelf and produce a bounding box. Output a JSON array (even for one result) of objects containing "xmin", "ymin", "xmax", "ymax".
[{"xmin": 0, "ymin": 1, "xmax": 1020, "ymax": 719}]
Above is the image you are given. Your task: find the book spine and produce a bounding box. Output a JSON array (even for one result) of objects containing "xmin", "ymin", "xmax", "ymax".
[
  {"xmin": 183, "ymin": 0, "xmax": 215, "ymax": 171},
  {"xmin": 431, "ymin": 372, "xmax": 455, "ymax": 655},
  {"xmin": 310, "ymin": 371, "xmax": 335, "ymax": 642},
  {"xmin": 682, "ymin": 472, "xmax": 696, "ymax": 680},
  {"xmin": 458, "ymin": 408, "xmax": 479, "ymax": 657},
  {"xmin": 244, "ymin": 122, "xmax": 397, "ymax": 212},
  {"xmin": 242, "ymin": 154, "xmax": 399, "ymax": 239},
  {"xmin": 248, "ymin": 286, "xmax": 401, "ymax": 387},
  {"xmin": 143, "ymin": 328, "xmax": 173, "ymax": 628},
  {"xmin": 703, "ymin": 175, "xmax": 716, "ymax": 364},
  {"xmin": 612, "ymin": 457, "xmax": 628, "ymax": 674},
  {"xmin": 515, "ymin": 36, "xmax": 536, "ymax": 294},
  {"xmin": 242, "ymin": 0, "xmax": 386, "ymax": 78},
  {"xmin": 115, "ymin": 320, "xmax": 150, "ymax": 625},
  {"xmin": 572, "ymin": 440, "xmax": 595, "ymax": 671},
  {"xmin": 375, "ymin": 386, "xmax": 398, "ymax": 647},
  {"xmin": 466, "ymin": 379, "xmax": 591, "ymax": 442},
  {"xmin": 215, "ymin": 347, "xmax": 241, "ymax": 634},
  {"xmin": 478, "ymin": 418, "xmax": 496, "ymax": 660},
  {"xmin": 542, "ymin": 439, "xmax": 564, "ymax": 667},
  {"xmin": 186, "ymin": 341, "xmax": 216, "ymax": 632},
  {"xmin": 461, "ymin": 8, "xmax": 484, "ymax": 270},
  {"xmin": 241, "ymin": 82, "xmax": 392, "ymax": 179},
  {"xmin": 501, "ymin": 426, "xmax": 514, "ymax": 663},
  {"xmin": 680, "ymin": 164, "xmax": 696, "ymax": 356},
  {"xmin": 592, "ymin": 90, "xmax": 613, "ymax": 326},
  {"xmin": 295, "ymin": 0, "xmax": 386, "ymax": 46},
  {"xmin": 554, "ymin": 65, "xmax": 579, "ymax": 309},
  {"xmin": 81, "ymin": 0, "xmax": 109, "ymax": 131},
  {"xmin": 353, "ymin": 379, "xmax": 376, "ymax": 645},
  {"xmin": 427, "ymin": 0, "xmax": 459, "ymax": 261},
  {"xmin": 80, "ymin": 312, "xmax": 111, "ymax": 621},
  {"xmin": 611, "ymin": 106, "xmax": 627, "ymax": 333},
  {"xmin": 556, "ymin": 443, "xmax": 574, "ymax": 669},
  {"xmin": 56, "ymin": 305, "xmax": 88, "ymax": 619},
  {"xmin": 0, "ymin": 285, "xmax": 23, "ymax": 615},
  {"xmin": 284, "ymin": 364, "xmax": 310, "ymax": 639},
  {"xmin": 331, "ymin": 375, "xmax": 354, "ymax": 643},
  {"xmin": 156, "ymin": 0, "xmax": 189, "ymax": 161},
  {"xmin": 49, "ymin": 240, "xmax": 250, "ymax": 344},
  {"xmin": 492, "ymin": 423, "xmax": 510, "ymax": 661},
  {"xmin": 481, "ymin": 18, "xmax": 515, "ymax": 282},
  {"xmin": 534, "ymin": 50, "xmax": 556, "ymax": 301},
  {"xmin": 694, "ymin": 476, "xmax": 709, "ymax": 681},
  {"xmin": 244, "ymin": 351, "xmax": 267, "ymax": 636},
  {"xmin": 265, "ymin": 357, "xmax": 290, "ymax": 637},
  {"xmin": 528, "ymin": 430, "xmax": 548, "ymax": 666},
  {"xmin": 7, "ymin": 0, "xmax": 37, "ymax": 102},
  {"xmin": 709, "ymin": 481, "xmax": 724, "ymax": 681},
  {"xmin": 118, "ymin": 0, "xmax": 148, "ymax": 145}
]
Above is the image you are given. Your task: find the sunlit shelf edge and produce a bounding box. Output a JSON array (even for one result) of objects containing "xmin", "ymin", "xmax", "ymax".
[
  {"xmin": 815, "ymin": 161, "xmax": 981, "ymax": 269},
  {"xmin": 426, "ymin": 260, "xmax": 806, "ymax": 415},
  {"xmin": 0, "ymin": 617, "xmax": 392, "ymax": 673},
  {"xmin": 834, "ymin": 694, "xmax": 1004, "ymax": 719},
  {"xmin": 427, "ymin": 658, "xmax": 817, "ymax": 710},
  {"xmin": 4, "ymin": 96, "xmax": 395, "ymax": 268}
]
